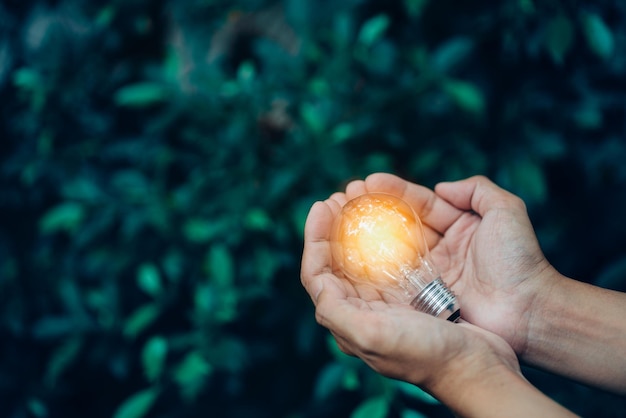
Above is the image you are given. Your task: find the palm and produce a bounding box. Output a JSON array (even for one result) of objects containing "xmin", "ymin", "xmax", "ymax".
[
  {"xmin": 305, "ymin": 248, "xmax": 520, "ymax": 384},
  {"xmin": 430, "ymin": 206, "xmax": 547, "ymax": 352},
  {"xmin": 362, "ymin": 300, "xmax": 519, "ymax": 382},
  {"xmin": 335, "ymin": 173, "xmax": 551, "ymax": 353}
]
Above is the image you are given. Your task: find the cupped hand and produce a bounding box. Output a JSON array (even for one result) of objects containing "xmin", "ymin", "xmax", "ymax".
[
  {"xmin": 300, "ymin": 195, "xmax": 520, "ymax": 390},
  {"xmin": 304, "ymin": 173, "xmax": 556, "ymax": 356}
]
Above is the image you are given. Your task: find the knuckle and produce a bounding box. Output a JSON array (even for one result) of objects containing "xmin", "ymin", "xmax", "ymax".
[{"xmin": 505, "ymin": 194, "xmax": 527, "ymax": 212}]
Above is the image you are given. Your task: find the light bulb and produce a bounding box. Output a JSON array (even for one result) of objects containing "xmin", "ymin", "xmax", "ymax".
[{"xmin": 330, "ymin": 193, "xmax": 460, "ymax": 321}]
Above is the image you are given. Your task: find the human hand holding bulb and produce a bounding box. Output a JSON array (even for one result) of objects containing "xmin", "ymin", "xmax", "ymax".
[
  {"xmin": 300, "ymin": 183, "xmax": 519, "ymax": 392},
  {"xmin": 300, "ymin": 173, "xmax": 579, "ymax": 417},
  {"xmin": 317, "ymin": 172, "xmax": 554, "ymax": 354},
  {"xmin": 299, "ymin": 174, "xmax": 519, "ymax": 385}
]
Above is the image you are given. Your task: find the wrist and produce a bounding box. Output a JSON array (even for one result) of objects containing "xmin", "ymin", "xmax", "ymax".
[
  {"xmin": 423, "ymin": 335, "xmax": 515, "ymax": 407},
  {"xmin": 517, "ymin": 263, "xmax": 565, "ymax": 358},
  {"xmin": 425, "ymin": 351, "xmax": 515, "ymax": 417},
  {"xmin": 425, "ymin": 346, "xmax": 575, "ymax": 418}
]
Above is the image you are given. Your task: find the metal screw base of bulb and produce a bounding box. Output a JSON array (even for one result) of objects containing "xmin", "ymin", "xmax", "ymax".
[{"xmin": 410, "ymin": 278, "xmax": 460, "ymax": 322}]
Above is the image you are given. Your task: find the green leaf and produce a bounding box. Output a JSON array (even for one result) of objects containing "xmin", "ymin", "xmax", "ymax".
[
  {"xmin": 174, "ymin": 351, "xmax": 213, "ymax": 385},
  {"xmin": 136, "ymin": 263, "xmax": 162, "ymax": 297},
  {"xmin": 358, "ymin": 14, "xmax": 390, "ymax": 47},
  {"xmin": 394, "ymin": 380, "xmax": 439, "ymax": 404},
  {"xmin": 244, "ymin": 208, "xmax": 273, "ymax": 231},
  {"xmin": 326, "ymin": 334, "xmax": 362, "ymax": 367},
  {"xmin": 300, "ymin": 102, "xmax": 327, "ymax": 134},
  {"xmin": 366, "ymin": 41, "xmax": 397, "ymax": 75},
  {"xmin": 27, "ymin": 398, "xmax": 47, "ymax": 418},
  {"xmin": 45, "ymin": 337, "xmax": 83, "ymax": 386},
  {"xmin": 124, "ymin": 303, "xmax": 160, "ymax": 339},
  {"xmin": 544, "ymin": 15, "xmax": 574, "ymax": 64},
  {"xmin": 343, "ymin": 367, "xmax": 360, "ymax": 390},
  {"xmin": 333, "ymin": 12, "xmax": 355, "ymax": 50},
  {"xmin": 162, "ymin": 250, "xmax": 184, "ymax": 283},
  {"xmin": 39, "ymin": 202, "xmax": 85, "ymax": 234},
  {"xmin": 163, "ymin": 46, "xmax": 181, "ymax": 83},
  {"xmin": 111, "ymin": 170, "xmax": 149, "ymax": 199},
  {"xmin": 182, "ymin": 218, "xmax": 228, "ymax": 243},
  {"xmin": 573, "ymin": 105, "xmax": 603, "ymax": 129},
  {"xmin": 581, "ymin": 12, "xmax": 614, "ymax": 59},
  {"xmin": 219, "ymin": 81, "xmax": 240, "ymax": 97},
  {"xmin": 309, "ymin": 78, "xmax": 331, "ymax": 97},
  {"xmin": 254, "ymin": 246, "xmax": 281, "ymax": 285},
  {"xmin": 13, "ymin": 67, "xmax": 46, "ymax": 111},
  {"xmin": 95, "ymin": 5, "xmax": 116, "ymax": 27},
  {"xmin": 315, "ymin": 363, "xmax": 359, "ymax": 396},
  {"xmin": 174, "ymin": 351, "xmax": 212, "ymax": 402},
  {"xmin": 497, "ymin": 159, "xmax": 547, "ymax": 205},
  {"xmin": 442, "ymin": 79, "xmax": 485, "ymax": 114},
  {"xmin": 237, "ymin": 61, "xmax": 256, "ymax": 82},
  {"xmin": 430, "ymin": 37, "xmax": 474, "ymax": 73},
  {"xmin": 351, "ymin": 396, "xmax": 389, "ymax": 418},
  {"xmin": 409, "ymin": 149, "xmax": 442, "ymax": 177},
  {"xmin": 30, "ymin": 110, "xmax": 52, "ymax": 136},
  {"xmin": 401, "ymin": 409, "xmax": 428, "ymax": 418},
  {"xmin": 193, "ymin": 282, "xmax": 214, "ymax": 316},
  {"xmin": 204, "ymin": 244, "xmax": 234, "ymax": 288},
  {"xmin": 518, "ymin": 0, "xmax": 535, "ymax": 14},
  {"xmin": 61, "ymin": 178, "xmax": 103, "ymax": 202},
  {"xmin": 363, "ymin": 152, "xmax": 394, "ymax": 174},
  {"xmin": 208, "ymin": 337, "xmax": 248, "ymax": 373},
  {"xmin": 13, "ymin": 67, "xmax": 41, "ymax": 90},
  {"xmin": 404, "ymin": 0, "xmax": 428, "ymax": 18},
  {"xmin": 526, "ymin": 127, "xmax": 567, "ymax": 159},
  {"xmin": 314, "ymin": 363, "xmax": 348, "ymax": 400},
  {"xmin": 112, "ymin": 387, "xmax": 159, "ymax": 418},
  {"xmin": 331, "ymin": 123, "xmax": 354, "ymax": 144},
  {"xmin": 114, "ymin": 82, "xmax": 168, "ymax": 108},
  {"xmin": 214, "ymin": 288, "xmax": 238, "ymax": 323},
  {"xmin": 142, "ymin": 336, "xmax": 168, "ymax": 382}
]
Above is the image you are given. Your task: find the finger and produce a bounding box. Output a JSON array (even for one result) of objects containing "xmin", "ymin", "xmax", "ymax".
[
  {"xmin": 363, "ymin": 172, "xmax": 465, "ymax": 239},
  {"xmin": 315, "ymin": 291, "xmax": 386, "ymax": 359},
  {"xmin": 326, "ymin": 194, "xmax": 345, "ymax": 215},
  {"xmin": 302, "ymin": 200, "xmax": 362, "ymax": 303},
  {"xmin": 301, "ymin": 201, "xmax": 335, "ymax": 303},
  {"xmin": 434, "ymin": 175, "xmax": 526, "ymax": 217},
  {"xmin": 314, "ymin": 281, "xmax": 354, "ymax": 332},
  {"xmin": 345, "ymin": 179, "xmax": 367, "ymax": 200}
]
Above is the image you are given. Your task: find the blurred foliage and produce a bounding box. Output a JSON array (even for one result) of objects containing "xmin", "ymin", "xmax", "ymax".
[{"xmin": 2, "ymin": 0, "xmax": 626, "ymax": 417}]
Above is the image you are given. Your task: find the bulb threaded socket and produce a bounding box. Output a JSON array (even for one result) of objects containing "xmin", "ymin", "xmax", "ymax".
[{"xmin": 410, "ymin": 278, "xmax": 460, "ymax": 322}]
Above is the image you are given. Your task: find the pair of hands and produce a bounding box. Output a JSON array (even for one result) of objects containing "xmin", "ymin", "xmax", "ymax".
[{"xmin": 300, "ymin": 173, "xmax": 557, "ymax": 400}]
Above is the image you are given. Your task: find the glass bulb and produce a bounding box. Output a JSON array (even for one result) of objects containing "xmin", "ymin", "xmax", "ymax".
[{"xmin": 330, "ymin": 193, "xmax": 460, "ymax": 321}]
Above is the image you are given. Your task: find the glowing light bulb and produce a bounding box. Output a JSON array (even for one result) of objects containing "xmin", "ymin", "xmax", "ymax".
[{"xmin": 330, "ymin": 193, "xmax": 460, "ymax": 321}]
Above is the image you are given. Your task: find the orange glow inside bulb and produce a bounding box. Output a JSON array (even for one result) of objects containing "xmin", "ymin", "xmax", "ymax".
[{"xmin": 330, "ymin": 193, "xmax": 427, "ymax": 287}]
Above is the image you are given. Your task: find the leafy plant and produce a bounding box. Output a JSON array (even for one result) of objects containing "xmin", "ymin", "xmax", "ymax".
[{"xmin": 2, "ymin": 0, "xmax": 626, "ymax": 417}]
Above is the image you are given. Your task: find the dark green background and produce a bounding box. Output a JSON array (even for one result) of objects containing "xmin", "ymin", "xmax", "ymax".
[{"xmin": 2, "ymin": 0, "xmax": 626, "ymax": 417}]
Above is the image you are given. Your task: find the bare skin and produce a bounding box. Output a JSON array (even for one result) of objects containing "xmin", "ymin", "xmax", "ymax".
[
  {"xmin": 433, "ymin": 175, "xmax": 626, "ymax": 394},
  {"xmin": 301, "ymin": 173, "xmax": 626, "ymax": 416}
]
